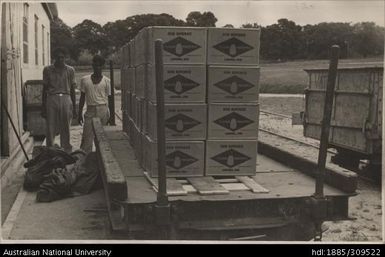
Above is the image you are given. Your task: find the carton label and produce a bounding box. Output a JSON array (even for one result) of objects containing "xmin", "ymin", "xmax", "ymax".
[
  {"xmin": 206, "ymin": 140, "xmax": 257, "ymax": 176},
  {"xmin": 163, "ymin": 37, "xmax": 201, "ymax": 57},
  {"xmin": 165, "ymin": 113, "xmax": 201, "ymax": 133},
  {"xmin": 166, "ymin": 150, "xmax": 198, "ymax": 169},
  {"xmin": 164, "ymin": 74, "xmax": 200, "ymax": 95},
  {"xmin": 213, "ymin": 37, "xmax": 253, "ymax": 58},
  {"xmin": 214, "ymin": 112, "xmax": 253, "ymax": 131},
  {"xmin": 211, "ymin": 149, "xmax": 251, "ymax": 168},
  {"xmin": 214, "ymin": 75, "xmax": 254, "ymax": 95},
  {"xmin": 149, "ymin": 140, "xmax": 205, "ymax": 177}
]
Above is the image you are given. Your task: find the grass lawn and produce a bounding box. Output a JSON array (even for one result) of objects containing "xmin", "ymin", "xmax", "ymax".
[{"xmin": 259, "ymin": 57, "xmax": 383, "ymax": 94}]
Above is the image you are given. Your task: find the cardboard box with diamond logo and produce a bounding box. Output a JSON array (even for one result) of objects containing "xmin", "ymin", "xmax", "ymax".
[
  {"xmin": 208, "ymin": 66, "xmax": 260, "ymax": 102},
  {"xmin": 206, "ymin": 140, "xmax": 256, "ymax": 176},
  {"xmin": 136, "ymin": 27, "xmax": 207, "ymax": 65},
  {"xmin": 147, "ymin": 102, "xmax": 207, "ymax": 140},
  {"xmin": 207, "ymin": 28, "xmax": 260, "ymax": 65},
  {"xmin": 208, "ymin": 103, "xmax": 259, "ymax": 139},
  {"xmin": 145, "ymin": 136, "xmax": 205, "ymax": 177},
  {"xmin": 147, "ymin": 64, "xmax": 206, "ymax": 103}
]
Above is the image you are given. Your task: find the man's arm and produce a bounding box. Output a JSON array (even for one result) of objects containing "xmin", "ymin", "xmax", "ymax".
[
  {"xmin": 41, "ymin": 68, "xmax": 48, "ymax": 118},
  {"xmin": 78, "ymin": 92, "xmax": 85, "ymax": 125},
  {"xmin": 70, "ymin": 68, "xmax": 77, "ymax": 118}
]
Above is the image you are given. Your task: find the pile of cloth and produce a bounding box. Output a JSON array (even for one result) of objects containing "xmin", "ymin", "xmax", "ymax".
[{"xmin": 23, "ymin": 146, "xmax": 102, "ymax": 202}]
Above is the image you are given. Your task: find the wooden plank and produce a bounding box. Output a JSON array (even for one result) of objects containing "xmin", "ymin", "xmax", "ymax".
[
  {"xmin": 177, "ymin": 178, "xmax": 238, "ymax": 184},
  {"xmin": 258, "ymin": 131, "xmax": 357, "ymax": 193},
  {"xmin": 107, "ymin": 135, "xmax": 144, "ymax": 177},
  {"xmin": 93, "ymin": 118, "xmax": 127, "ymax": 201},
  {"xmin": 215, "ymin": 178, "xmax": 238, "ymax": 183},
  {"xmin": 187, "ymin": 177, "xmax": 229, "ymax": 195},
  {"xmin": 182, "ymin": 185, "xmax": 197, "ymax": 193},
  {"xmin": 104, "ymin": 129, "xmax": 129, "ymax": 141},
  {"xmin": 236, "ymin": 176, "xmax": 270, "ymax": 193},
  {"xmin": 165, "ymin": 178, "xmax": 187, "ymax": 196},
  {"xmin": 222, "ymin": 183, "xmax": 249, "ymax": 191},
  {"xmin": 144, "ymin": 172, "xmax": 187, "ymax": 196}
]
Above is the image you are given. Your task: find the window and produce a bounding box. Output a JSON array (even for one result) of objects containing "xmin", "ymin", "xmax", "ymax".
[
  {"xmin": 22, "ymin": 3, "xmax": 29, "ymax": 64},
  {"xmin": 42, "ymin": 25, "xmax": 45, "ymax": 65},
  {"xmin": 47, "ymin": 32, "xmax": 50, "ymax": 64},
  {"xmin": 34, "ymin": 15, "xmax": 38, "ymax": 65}
]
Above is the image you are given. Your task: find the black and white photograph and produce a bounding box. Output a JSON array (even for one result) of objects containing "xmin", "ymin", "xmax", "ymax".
[{"xmin": 0, "ymin": 0, "xmax": 383, "ymax": 245}]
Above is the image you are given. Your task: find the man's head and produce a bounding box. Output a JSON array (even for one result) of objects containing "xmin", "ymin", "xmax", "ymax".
[
  {"xmin": 92, "ymin": 55, "xmax": 105, "ymax": 74},
  {"xmin": 52, "ymin": 47, "xmax": 68, "ymax": 67}
]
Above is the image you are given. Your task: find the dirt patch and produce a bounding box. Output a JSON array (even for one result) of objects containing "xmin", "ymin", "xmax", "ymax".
[{"xmin": 260, "ymin": 95, "xmax": 306, "ymax": 116}]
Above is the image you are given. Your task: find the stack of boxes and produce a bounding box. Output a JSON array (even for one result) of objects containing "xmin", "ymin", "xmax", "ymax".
[
  {"xmin": 120, "ymin": 26, "xmax": 260, "ymax": 178},
  {"xmin": 206, "ymin": 28, "xmax": 260, "ymax": 176},
  {"xmin": 120, "ymin": 43, "xmax": 129, "ymax": 133}
]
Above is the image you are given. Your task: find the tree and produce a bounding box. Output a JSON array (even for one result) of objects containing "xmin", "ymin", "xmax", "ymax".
[
  {"xmin": 302, "ymin": 22, "xmax": 354, "ymax": 59},
  {"xmin": 242, "ymin": 23, "xmax": 259, "ymax": 28},
  {"xmin": 73, "ymin": 19, "xmax": 109, "ymax": 56},
  {"xmin": 257, "ymin": 19, "xmax": 304, "ymax": 60},
  {"xmin": 351, "ymin": 22, "xmax": 384, "ymax": 58},
  {"xmin": 103, "ymin": 13, "xmax": 186, "ymax": 51},
  {"xmin": 223, "ymin": 24, "xmax": 234, "ymax": 28},
  {"xmin": 50, "ymin": 17, "xmax": 78, "ymax": 61},
  {"xmin": 185, "ymin": 11, "xmax": 217, "ymax": 27},
  {"xmin": 103, "ymin": 19, "xmax": 132, "ymax": 51}
]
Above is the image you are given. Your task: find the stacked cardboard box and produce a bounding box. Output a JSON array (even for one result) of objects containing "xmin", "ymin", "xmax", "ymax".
[
  {"xmin": 120, "ymin": 26, "xmax": 261, "ymax": 177},
  {"xmin": 127, "ymin": 27, "xmax": 208, "ymax": 177},
  {"xmin": 206, "ymin": 28, "xmax": 260, "ymax": 176},
  {"xmin": 121, "ymin": 43, "xmax": 130, "ymax": 135}
]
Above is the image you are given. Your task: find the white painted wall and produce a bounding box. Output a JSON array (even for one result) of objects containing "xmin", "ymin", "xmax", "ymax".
[{"xmin": 21, "ymin": 3, "xmax": 51, "ymax": 82}]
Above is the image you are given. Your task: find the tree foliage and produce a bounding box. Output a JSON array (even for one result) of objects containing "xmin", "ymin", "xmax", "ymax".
[
  {"xmin": 73, "ymin": 19, "xmax": 109, "ymax": 55},
  {"xmin": 186, "ymin": 11, "xmax": 217, "ymax": 27},
  {"xmin": 50, "ymin": 17, "xmax": 78, "ymax": 61},
  {"xmin": 50, "ymin": 13, "xmax": 384, "ymax": 64},
  {"xmin": 254, "ymin": 20, "xmax": 384, "ymax": 60},
  {"xmin": 103, "ymin": 13, "xmax": 186, "ymax": 51}
]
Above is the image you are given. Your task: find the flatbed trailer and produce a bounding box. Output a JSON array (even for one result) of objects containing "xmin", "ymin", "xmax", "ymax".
[{"xmin": 93, "ymin": 119, "xmax": 357, "ymax": 241}]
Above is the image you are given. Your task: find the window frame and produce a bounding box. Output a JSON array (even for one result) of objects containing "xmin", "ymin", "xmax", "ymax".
[
  {"xmin": 22, "ymin": 3, "xmax": 29, "ymax": 64},
  {"xmin": 34, "ymin": 14, "xmax": 39, "ymax": 65},
  {"xmin": 42, "ymin": 24, "xmax": 45, "ymax": 65}
]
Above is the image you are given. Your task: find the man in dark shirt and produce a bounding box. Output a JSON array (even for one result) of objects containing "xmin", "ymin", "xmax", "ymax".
[{"xmin": 42, "ymin": 47, "xmax": 77, "ymax": 153}]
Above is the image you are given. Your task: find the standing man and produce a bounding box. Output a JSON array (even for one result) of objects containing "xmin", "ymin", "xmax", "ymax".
[
  {"xmin": 42, "ymin": 47, "xmax": 77, "ymax": 153},
  {"xmin": 78, "ymin": 55, "xmax": 111, "ymax": 153}
]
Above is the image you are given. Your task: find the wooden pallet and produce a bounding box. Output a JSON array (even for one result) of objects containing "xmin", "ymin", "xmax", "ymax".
[{"xmin": 144, "ymin": 173, "xmax": 269, "ymax": 196}]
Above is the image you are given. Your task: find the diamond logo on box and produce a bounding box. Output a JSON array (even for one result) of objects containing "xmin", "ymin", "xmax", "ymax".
[
  {"xmin": 164, "ymin": 74, "xmax": 200, "ymax": 95},
  {"xmin": 214, "ymin": 76, "xmax": 254, "ymax": 95},
  {"xmin": 213, "ymin": 38, "xmax": 253, "ymax": 57},
  {"xmin": 166, "ymin": 150, "xmax": 198, "ymax": 169},
  {"xmin": 214, "ymin": 112, "xmax": 253, "ymax": 131},
  {"xmin": 163, "ymin": 37, "xmax": 201, "ymax": 57},
  {"xmin": 165, "ymin": 114, "xmax": 201, "ymax": 133},
  {"xmin": 211, "ymin": 149, "xmax": 251, "ymax": 168}
]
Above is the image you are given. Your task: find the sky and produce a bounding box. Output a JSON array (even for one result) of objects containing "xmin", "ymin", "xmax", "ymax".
[{"xmin": 54, "ymin": 0, "xmax": 385, "ymax": 28}]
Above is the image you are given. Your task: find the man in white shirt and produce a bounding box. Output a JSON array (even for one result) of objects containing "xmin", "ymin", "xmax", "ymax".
[{"xmin": 78, "ymin": 55, "xmax": 111, "ymax": 153}]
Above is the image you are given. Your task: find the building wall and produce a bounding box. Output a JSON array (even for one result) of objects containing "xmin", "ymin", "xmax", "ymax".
[
  {"xmin": 1, "ymin": 2, "xmax": 52, "ymax": 157},
  {"xmin": 21, "ymin": 3, "xmax": 51, "ymax": 82}
]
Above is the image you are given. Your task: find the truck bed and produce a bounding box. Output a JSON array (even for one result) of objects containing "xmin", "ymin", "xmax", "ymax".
[
  {"xmin": 93, "ymin": 123, "xmax": 356, "ymax": 240},
  {"xmin": 102, "ymin": 126, "xmax": 351, "ymax": 205}
]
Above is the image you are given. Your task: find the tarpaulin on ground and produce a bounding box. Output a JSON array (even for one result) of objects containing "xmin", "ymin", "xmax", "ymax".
[{"xmin": 23, "ymin": 146, "xmax": 102, "ymax": 202}]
